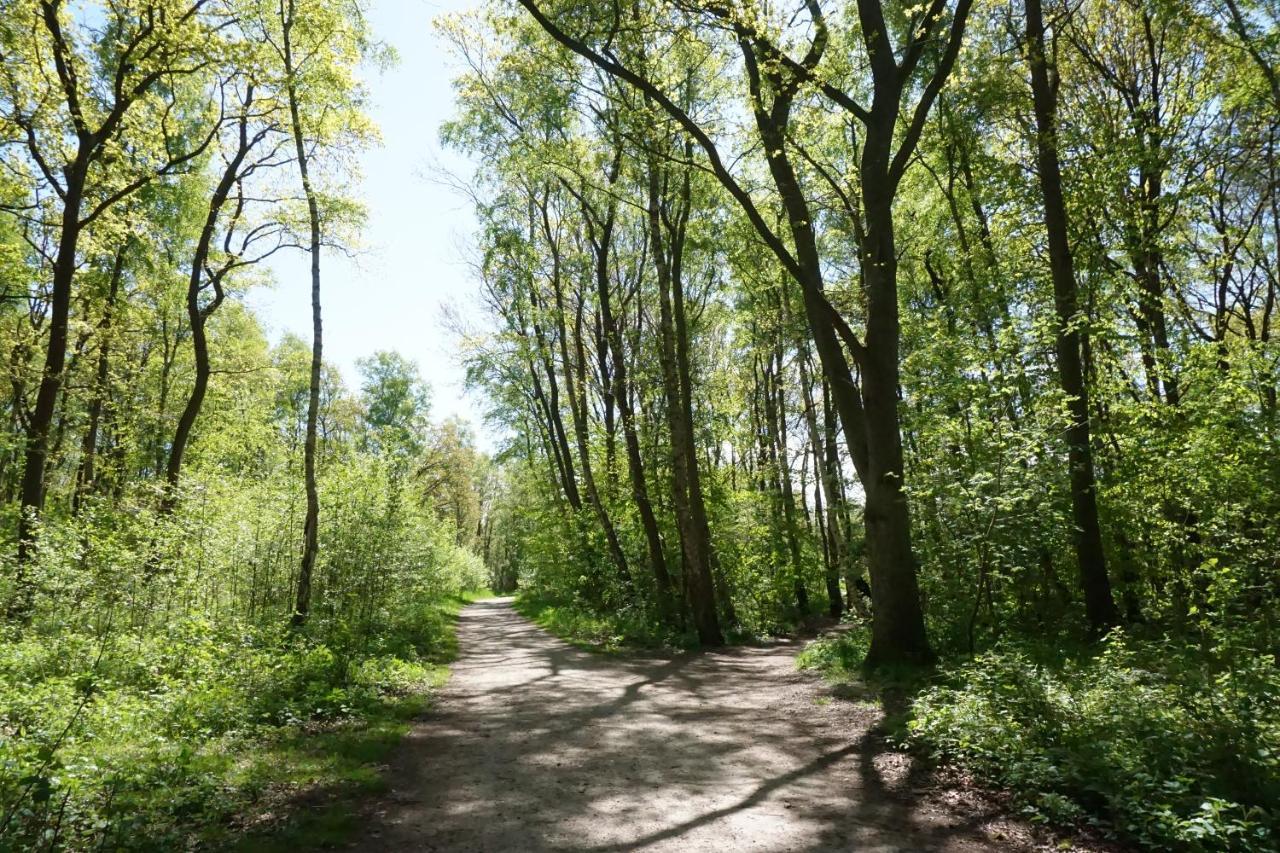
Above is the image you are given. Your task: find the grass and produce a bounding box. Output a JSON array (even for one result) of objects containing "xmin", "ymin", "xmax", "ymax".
[
  {"xmin": 205, "ymin": 590, "xmax": 493, "ymax": 851},
  {"xmin": 794, "ymin": 628, "xmax": 936, "ymax": 734},
  {"xmin": 512, "ymin": 592, "xmax": 693, "ymax": 653},
  {"xmin": 221, "ymin": 689, "xmax": 436, "ymax": 851}
]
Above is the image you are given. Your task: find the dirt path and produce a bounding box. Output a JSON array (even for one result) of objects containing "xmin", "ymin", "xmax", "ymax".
[{"xmin": 352, "ymin": 598, "xmax": 1050, "ymax": 852}]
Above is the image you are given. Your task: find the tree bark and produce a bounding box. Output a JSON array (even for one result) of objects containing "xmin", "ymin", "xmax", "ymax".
[
  {"xmin": 1025, "ymin": 0, "xmax": 1119, "ymax": 632},
  {"xmin": 648, "ymin": 157, "xmax": 722, "ymax": 645},
  {"xmin": 283, "ymin": 0, "xmax": 323, "ymax": 627}
]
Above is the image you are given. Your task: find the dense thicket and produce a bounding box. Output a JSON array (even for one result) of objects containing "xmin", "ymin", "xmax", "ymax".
[
  {"xmin": 447, "ymin": 0, "xmax": 1279, "ymax": 846},
  {"xmin": 0, "ymin": 0, "xmax": 487, "ymax": 846}
]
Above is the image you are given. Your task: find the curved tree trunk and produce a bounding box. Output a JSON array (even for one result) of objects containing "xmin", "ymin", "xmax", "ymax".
[{"xmin": 163, "ymin": 98, "xmax": 257, "ymax": 511}]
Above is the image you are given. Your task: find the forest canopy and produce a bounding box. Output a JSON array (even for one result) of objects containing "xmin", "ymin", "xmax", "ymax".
[
  {"xmin": 448, "ymin": 0, "xmax": 1279, "ymax": 846},
  {"xmin": 0, "ymin": 0, "xmax": 1277, "ymax": 848}
]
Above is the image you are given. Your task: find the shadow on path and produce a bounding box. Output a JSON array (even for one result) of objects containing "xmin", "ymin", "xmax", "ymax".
[{"xmin": 350, "ymin": 598, "xmax": 1033, "ymax": 852}]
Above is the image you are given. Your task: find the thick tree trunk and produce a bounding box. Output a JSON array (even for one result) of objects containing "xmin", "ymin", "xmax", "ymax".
[
  {"xmin": 765, "ymin": 112, "xmax": 931, "ymax": 664},
  {"xmin": 1025, "ymin": 0, "xmax": 1118, "ymax": 632},
  {"xmin": 742, "ymin": 71, "xmax": 929, "ymax": 661},
  {"xmin": 858, "ymin": 188, "xmax": 932, "ymax": 665}
]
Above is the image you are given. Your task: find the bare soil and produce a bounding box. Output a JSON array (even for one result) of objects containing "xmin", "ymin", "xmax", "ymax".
[{"xmin": 349, "ymin": 597, "xmax": 1084, "ymax": 852}]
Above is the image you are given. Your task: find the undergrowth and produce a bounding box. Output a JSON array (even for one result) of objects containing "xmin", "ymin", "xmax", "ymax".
[
  {"xmin": 796, "ymin": 620, "xmax": 1280, "ymax": 852},
  {"xmin": 0, "ymin": 591, "xmax": 489, "ymax": 851},
  {"xmin": 512, "ymin": 592, "xmax": 698, "ymax": 652}
]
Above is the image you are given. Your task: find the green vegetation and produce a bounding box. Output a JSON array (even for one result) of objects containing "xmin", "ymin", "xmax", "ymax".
[
  {"xmin": 1, "ymin": 0, "xmax": 1278, "ymax": 847},
  {"xmin": 796, "ymin": 596, "xmax": 1280, "ymax": 850},
  {"xmin": 1, "ymin": 499, "xmax": 486, "ymax": 849},
  {"xmin": 0, "ymin": 0, "xmax": 500, "ymax": 845},
  {"xmin": 909, "ymin": 636, "xmax": 1279, "ymax": 852},
  {"xmin": 444, "ymin": 0, "xmax": 1280, "ymax": 848},
  {"xmin": 513, "ymin": 591, "xmax": 696, "ymax": 652}
]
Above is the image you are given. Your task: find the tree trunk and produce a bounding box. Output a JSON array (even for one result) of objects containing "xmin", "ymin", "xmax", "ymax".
[
  {"xmin": 764, "ymin": 332, "xmax": 810, "ymax": 617},
  {"xmin": 284, "ymin": 0, "xmax": 322, "ymax": 627},
  {"xmin": 649, "ymin": 157, "xmax": 722, "ymax": 645},
  {"xmin": 799, "ymin": 347, "xmax": 843, "ymax": 616},
  {"xmin": 596, "ymin": 207, "xmax": 676, "ymax": 620},
  {"xmin": 857, "ymin": 179, "xmax": 933, "ymax": 665},
  {"xmin": 73, "ymin": 248, "xmax": 125, "ymax": 517},
  {"xmin": 544, "ymin": 202, "xmax": 632, "ymax": 588},
  {"xmin": 164, "ymin": 101, "xmax": 256, "ymax": 509},
  {"xmin": 1025, "ymin": 0, "xmax": 1119, "ymax": 632},
  {"xmin": 14, "ymin": 157, "xmax": 86, "ymax": 607}
]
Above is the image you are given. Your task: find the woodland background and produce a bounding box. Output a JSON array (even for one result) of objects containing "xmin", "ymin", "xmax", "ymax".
[{"xmin": 0, "ymin": 0, "xmax": 1276, "ymax": 848}]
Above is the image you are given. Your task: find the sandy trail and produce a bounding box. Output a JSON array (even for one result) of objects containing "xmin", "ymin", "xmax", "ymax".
[{"xmin": 352, "ymin": 597, "xmax": 1039, "ymax": 852}]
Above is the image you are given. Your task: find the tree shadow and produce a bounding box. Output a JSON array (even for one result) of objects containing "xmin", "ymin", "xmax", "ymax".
[{"xmin": 347, "ymin": 599, "xmax": 1040, "ymax": 852}]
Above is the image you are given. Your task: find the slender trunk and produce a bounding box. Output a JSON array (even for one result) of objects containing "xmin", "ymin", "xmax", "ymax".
[
  {"xmin": 799, "ymin": 348, "xmax": 843, "ymax": 616},
  {"xmin": 14, "ymin": 157, "xmax": 86, "ymax": 608},
  {"xmin": 769, "ymin": 344, "xmax": 809, "ymax": 617},
  {"xmin": 649, "ymin": 157, "xmax": 721, "ymax": 645},
  {"xmin": 529, "ymin": 284, "xmax": 582, "ymax": 509},
  {"xmin": 284, "ymin": 0, "xmax": 322, "ymax": 627},
  {"xmin": 527, "ymin": 358, "xmax": 575, "ymax": 504},
  {"xmin": 164, "ymin": 101, "xmax": 255, "ymax": 509},
  {"xmin": 1025, "ymin": 0, "xmax": 1118, "ymax": 631},
  {"xmin": 73, "ymin": 248, "xmax": 125, "ymax": 516},
  {"xmin": 596, "ymin": 209, "xmax": 675, "ymax": 619},
  {"xmin": 546, "ymin": 209, "xmax": 631, "ymax": 587}
]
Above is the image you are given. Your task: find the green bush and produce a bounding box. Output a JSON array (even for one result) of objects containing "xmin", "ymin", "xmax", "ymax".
[
  {"xmin": 513, "ymin": 591, "xmax": 693, "ymax": 651},
  {"xmin": 0, "ymin": 458, "xmax": 488, "ymax": 850},
  {"xmin": 795, "ymin": 630, "xmax": 871, "ymax": 677},
  {"xmin": 907, "ymin": 634, "xmax": 1280, "ymax": 851}
]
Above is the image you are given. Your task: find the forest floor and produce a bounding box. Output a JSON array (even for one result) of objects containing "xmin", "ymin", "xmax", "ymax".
[{"xmin": 348, "ymin": 597, "xmax": 1090, "ymax": 852}]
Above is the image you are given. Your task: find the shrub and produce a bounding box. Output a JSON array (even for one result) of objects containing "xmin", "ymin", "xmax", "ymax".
[{"xmin": 907, "ymin": 633, "xmax": 1280, "ymax": 851}]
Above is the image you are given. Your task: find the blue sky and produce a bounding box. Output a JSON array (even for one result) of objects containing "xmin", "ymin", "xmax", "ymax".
[{"xmin": 249, "ymin": 0, "xmax": 493, "ymax": 447}]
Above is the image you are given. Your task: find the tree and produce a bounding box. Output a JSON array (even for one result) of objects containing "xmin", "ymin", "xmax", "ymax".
[
  {"xmin": 512, "ymin": 0, "xmax": 973, "ymax": 664},
  {"xmin": 0, "ymin": 0, "xmax": 221, "ymax": 588},
  {"xmin": 164, "ymin": 79, "xmax": 295, "ymax": 506},
  {"xmin": 1023, "ymin": 0, "xmax": 1119, "ymax": 630},
  {"xmin": 357, "ymin": 349, "xmax": 431, "ymax": 457}
]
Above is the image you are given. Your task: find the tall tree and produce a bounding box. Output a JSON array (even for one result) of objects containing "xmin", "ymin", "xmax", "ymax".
[
  {"xmin": 1024, "ymin": 0, "xmax": 1119, "ymax": 631},
  {"xmin": 515, "ymin": 0, "xmax": 973, "ymax": 663},
  {"xmin": 0, "ymin": 0, "xmax": 219, "ymax": 586}
]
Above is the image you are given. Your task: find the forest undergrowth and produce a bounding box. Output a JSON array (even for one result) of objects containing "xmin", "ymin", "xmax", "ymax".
[{"xmin": 0, "ymin": 477, "xmax": 488, "ymax": 850}]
